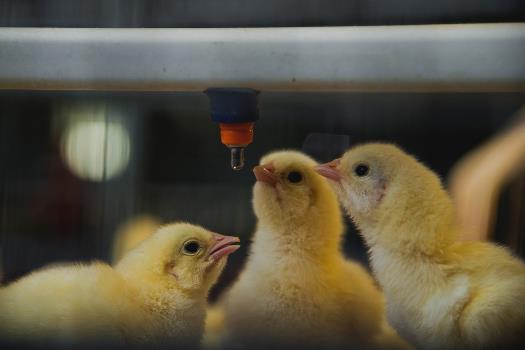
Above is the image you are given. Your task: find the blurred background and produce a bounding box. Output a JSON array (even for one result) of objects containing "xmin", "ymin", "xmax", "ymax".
[
  {"xmin": 0, "ymin": 0, "xmax": 524, "ymax": 299},
  {"xmin": 1, "ymin": 0, "xmax": 524, "ymax": 27}
]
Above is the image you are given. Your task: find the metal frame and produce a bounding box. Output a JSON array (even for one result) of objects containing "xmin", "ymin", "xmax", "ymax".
[{"xmin": 0, "ymin": 23, "xmax": 524, "ymax": 92}]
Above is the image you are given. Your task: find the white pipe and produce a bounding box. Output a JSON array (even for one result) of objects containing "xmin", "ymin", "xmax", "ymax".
[{"xmin": 0, "ymin": 24, "xmax": 524, "ymax": 92}]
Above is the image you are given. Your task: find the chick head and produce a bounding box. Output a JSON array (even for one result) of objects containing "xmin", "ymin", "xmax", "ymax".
[
  {"xmin": 252, "ymin": 150, "xmax": 342, "ymax": 235},
  {"xmin": 118, "ymin": 223, "xmax": 239, "ymax": 294},
  {"xmin": 316, "ymin": 143, "xmax": 454, "ymax": 247},
  {"xmin": 316, "ymin": 144, "xmax": 403, "ymax": 219}
]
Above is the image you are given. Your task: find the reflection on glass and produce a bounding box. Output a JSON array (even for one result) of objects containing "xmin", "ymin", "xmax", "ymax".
[{"xmin": 58, "ymin": 103, "xmax": 131, "ymax": 181}]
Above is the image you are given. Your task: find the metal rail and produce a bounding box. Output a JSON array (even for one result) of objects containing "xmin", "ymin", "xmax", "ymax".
[{"xmin": 0, "ymin": 24, "xmax": 524, "ymax": 92}]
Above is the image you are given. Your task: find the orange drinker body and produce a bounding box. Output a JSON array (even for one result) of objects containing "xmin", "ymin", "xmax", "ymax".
[{"xmin": 219, "ymin": 122, "xmax": 254, "ymax": 146}]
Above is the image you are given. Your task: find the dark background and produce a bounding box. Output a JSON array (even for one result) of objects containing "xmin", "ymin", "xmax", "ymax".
[
  {"xmin": 0, "ymin": 0, "xmax": 524, "ymax": 27},
  {"xmin": 1, "ymin": 91, "xmax": 524, "ymax": 299}
]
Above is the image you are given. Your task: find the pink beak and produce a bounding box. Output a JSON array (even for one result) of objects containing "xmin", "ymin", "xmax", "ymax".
[
  {"xmin": 315, "ymin": 158, "xmax": 342, "ymax": 181},
  {"xmin": 208, "ymin": 233, "xmax": 240, "ymax": 261},
  {"xmin": 253, "ymin": 163, "xmax": 278, "ymax": 186}
]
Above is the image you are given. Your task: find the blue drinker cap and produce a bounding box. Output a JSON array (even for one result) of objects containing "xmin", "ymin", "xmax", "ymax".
[{"xmin": 205, "ymin": 88, "xmax": 260, "ymax": 124}]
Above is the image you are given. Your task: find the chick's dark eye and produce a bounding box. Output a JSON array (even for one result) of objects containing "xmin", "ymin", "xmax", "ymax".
[
  {"xmin": 183, "ymin": 241, "xmax": 201, "ymax": 255},
  {"xmin": 287, "ymin": 171, "xmax": 303, "ymax": 183},
  {"xmin": 354, "ymin": 164, "xmax": 370, "ymax": 177}
]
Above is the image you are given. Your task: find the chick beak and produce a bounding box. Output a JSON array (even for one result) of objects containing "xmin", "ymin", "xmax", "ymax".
[
  {"xmin": 208, "ymin": 233, "xmax": 240, "ymax": 262},
  {"xmin": 315, "ymin": 159, "xmax": 342, "ymax": 182},
  {"xmin": 253, "ymin": 163, "xmax": 278, "ymax": 186}
]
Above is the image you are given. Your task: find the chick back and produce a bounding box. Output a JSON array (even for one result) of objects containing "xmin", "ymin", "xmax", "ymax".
[
  {"xmin": 0, "ymin": 262, "xmax": 140, "ymax": 345},
  {"xmin": 450, "ymin": 242, "xmax": 525, "ymax": 349}
]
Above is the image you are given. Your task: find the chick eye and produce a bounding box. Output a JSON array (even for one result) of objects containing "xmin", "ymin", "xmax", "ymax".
[
  {"xmin": 286, "ymin": 171, "xmax": 303, "ymax": 184},
  {"xmin": 182, "ymin": 240, "xmax": 201, "ymax": 255},
  {"xmin": 354, "ymin": 164, "xmax": 370, "ymax": 177}
]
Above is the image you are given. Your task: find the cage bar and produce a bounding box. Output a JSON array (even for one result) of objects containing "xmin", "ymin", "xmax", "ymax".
[{"xmin": 0, "ymin": 23, "xmax": 524, "ymax": 92}]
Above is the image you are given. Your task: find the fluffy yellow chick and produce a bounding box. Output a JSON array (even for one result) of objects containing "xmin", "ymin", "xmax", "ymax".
[
  {"xmin": 0, "ymin": 223, "xmax": 240, "ymax": 347},
  {"xmin": 112, "ymin": 214, "xmax": 161, "ymax": 263},
  {"xmin": 316, "ymin": 143, "xmax": 525, "ymax": 349},
  {"xmin": 222, "ymin": 150, "xmax": 408, "ymax": 350}
]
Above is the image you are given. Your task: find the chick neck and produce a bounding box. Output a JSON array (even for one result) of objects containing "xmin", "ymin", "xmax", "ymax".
[
  {"xmin": 116, "ymin": 254, "xmax": 207, "ymax": 320},
  {"xmin": 361, "ymin": 176, "xmax": 458, "ymax": 262},
  {"xmin": 253, "ymin": 192, "xmax": 344, "ymax": 267}
]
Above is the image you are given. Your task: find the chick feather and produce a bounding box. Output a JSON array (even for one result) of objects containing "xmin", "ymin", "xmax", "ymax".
[
  {"xmin": 0, "ymin": 223, "xmax": 239, "ymax": 347},
  {"xmin": 221, "ymin": 150, "xmax": 409, "ymax": 350},
  {"xmin": 202, "ymin": 302, "xmax": 227, "ymax": 349},
  {"xmin": 317, "ymin": 143, "xmax": 525, "ymax": 350}
]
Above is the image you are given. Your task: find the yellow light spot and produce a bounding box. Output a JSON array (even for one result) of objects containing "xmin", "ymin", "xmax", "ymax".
[{"xmin": 60, "ymin": 105, "xmax": 130, "ymax": 181}]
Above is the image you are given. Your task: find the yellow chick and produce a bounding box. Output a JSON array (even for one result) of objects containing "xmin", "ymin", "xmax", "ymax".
[
  {"xmin": 0, "ymin": 223, "xmax": 240, "ymax": 347},
  {"xmin": 112, "ymin": 214, "xmax": 161, "ymax": 263},
  {"xmin": 316, "ymin": 143, "xmax": 525, "ymax": 349},
  {"xmin": 222, "ymin": 150, "xmax": 409, "ymax": 350}
]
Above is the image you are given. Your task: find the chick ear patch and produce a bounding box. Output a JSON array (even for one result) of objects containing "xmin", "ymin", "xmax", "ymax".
[
  {"xmin": 341, "ymin": 175, "xmax": 386, "ymax": 215},
  {"xmin": 372, "ymin": 177, "xmax": 388, "ymax": 207},
  {"xmin": 165, "ymin": 261, "xmax": 179, "ymax": 280},
  {"xmin": 308, "ymin": 187, "xmax": 317, "ymax": 207}
]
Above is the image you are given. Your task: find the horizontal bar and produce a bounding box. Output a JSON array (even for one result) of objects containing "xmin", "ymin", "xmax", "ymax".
[{"xmin": 0, "ymin": 24, "xmax": 524, "ymax": 92}]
